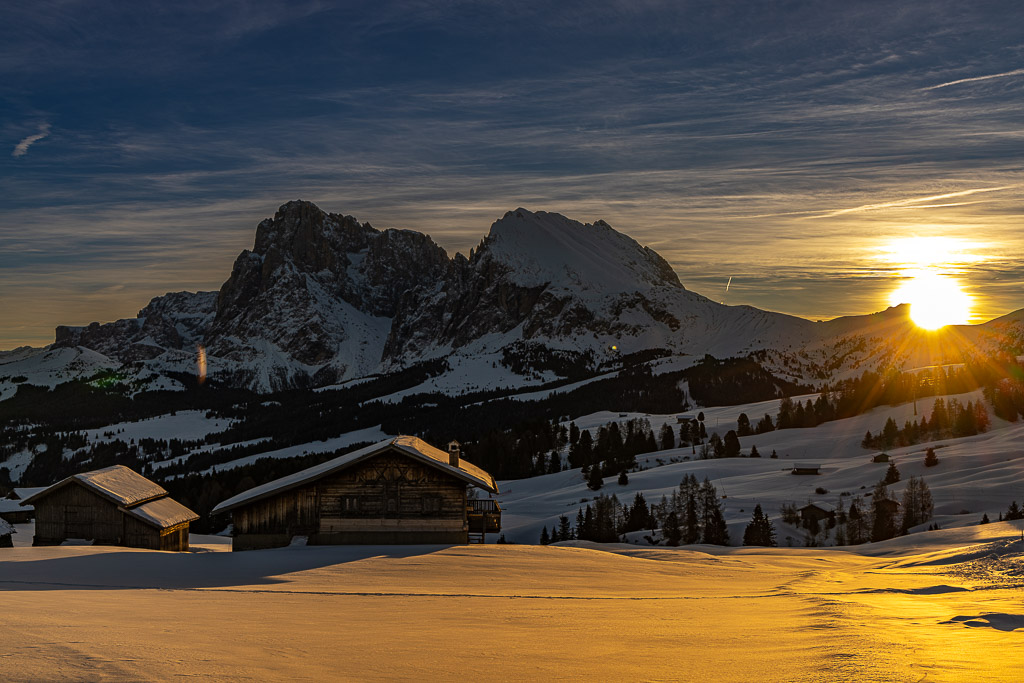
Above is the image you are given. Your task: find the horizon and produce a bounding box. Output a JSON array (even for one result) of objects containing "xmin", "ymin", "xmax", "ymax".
[
  {"xmin": 3, "ymin": 2, "xmax": 1023, "ymax": 346},
  {"xmin": 1, "ymin": 197, "xmax": 1020, "ymax": 353}
]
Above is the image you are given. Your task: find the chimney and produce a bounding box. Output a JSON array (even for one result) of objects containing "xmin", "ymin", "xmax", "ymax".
[{"xmin": 447, "ymin": 440, "xmax": 461, "ymax": 467}]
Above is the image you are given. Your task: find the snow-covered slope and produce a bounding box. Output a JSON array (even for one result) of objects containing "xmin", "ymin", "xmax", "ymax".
[{"xmin": 3, "ymin": 201, "xmax": 1022, "ymax": 395}]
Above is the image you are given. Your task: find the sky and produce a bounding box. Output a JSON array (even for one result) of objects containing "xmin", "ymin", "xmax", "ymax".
[{"xmin": 2, "ymin": 0, "xmax": 1023, "ymax": 348}]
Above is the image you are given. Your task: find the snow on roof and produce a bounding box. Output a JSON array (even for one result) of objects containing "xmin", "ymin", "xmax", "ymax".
[
  {"xmin": 12, "ymin": 487, "xmax": 47, "ymax": 501},
  {"xmin": 0, "ymin": 518, "xmax": 12, "ymax": 535},
  {"xmin": 122, "ymin": 497, "xmax": 199, "ymax": 530},
  {"xmin": 213, "ymin": 436, "xmax": 499, "ymax": 515},
  {"xmin": 21, "ymin": 465, "xmax": 167, "ymax": 508},
  {"xmin": 0, "ymin": 498, "xmax": 29, "ymax": 513}
]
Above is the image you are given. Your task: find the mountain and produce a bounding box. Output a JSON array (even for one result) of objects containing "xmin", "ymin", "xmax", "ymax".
[{"xmin": 2, "ymin": 200, "xmax": 1022, "ymax": 398}]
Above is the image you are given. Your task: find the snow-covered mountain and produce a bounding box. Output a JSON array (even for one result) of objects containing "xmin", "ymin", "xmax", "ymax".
[{"xmin": 3, "ymin": 200, "xmax": 1022, "ymax": 396}]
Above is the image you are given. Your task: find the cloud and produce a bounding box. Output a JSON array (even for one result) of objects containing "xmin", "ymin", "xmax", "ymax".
[
  {"xmin": 804, "ymin": 186, "xmax": 1017, "ymax": 220},
  {"xmin": 11, "ymin": 123, "xmax": 51, "ymax": 157},
  {"xmin": 921, "ymin": 68, "xmax": 1024, "ymax": 91}
]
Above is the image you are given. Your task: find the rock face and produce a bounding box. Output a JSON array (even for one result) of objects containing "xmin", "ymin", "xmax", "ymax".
[
  {"xmin": 205, "ymin": 201, "xmax": 450, "ymax": 388},
  {"xmin": 36, "ymin": 200, "xmax": 1024, "ymax": 394}
]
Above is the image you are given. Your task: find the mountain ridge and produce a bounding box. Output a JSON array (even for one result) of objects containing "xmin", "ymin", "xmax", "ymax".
[{"xmin": 4, "ymin": 200, "xmax": 1021, "ymax": 398}]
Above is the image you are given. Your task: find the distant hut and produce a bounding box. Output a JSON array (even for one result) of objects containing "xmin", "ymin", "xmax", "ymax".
[
  {"xmin": 791, "ymin": 464, "xmax": 821, "ymax": 475},
  {"xmin": 872, "ymin": 453, "xmax": 890, "ymax": 463},
  {"xmin": 213, "ymin": 436, "xmax": 501, "ymax": 551},
  {"xmin": 0, "ymin": 487, "xmax": 46, "ymax": 524},
  {"xmin": 21, "ymin": 465, "xmax": 198, "ymax": 551},
  {"xmin": 798, "ymin": 502, "xmax": 833, "ymax": 526},
  {"xmin": 0, "ymin": 518, "xmax": 13, "ymax": 548}
]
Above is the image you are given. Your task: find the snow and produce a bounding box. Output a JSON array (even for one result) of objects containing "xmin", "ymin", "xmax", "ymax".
[
  {"xmin": 0, "ymin": 345, "xmax": 117, "ymax": 400},
  {"xmin": 213, "ymin": 436, "xmax": 497, "ymax": 514},
  {"xmin": 0, "ymin": 450, "xmax": 34, "ymax": 482},
  {"xmin": 81, "ymin": 410, "xmax": 233, "ymax": 444},
  {"xmin": 499, "ymin": 388, "xmax": 1022, "ymax": 547},
  {"xmin": 486, "ymin": 209, "xmax": 678, "ymax": 296},
  {"xmin": 0, "ymin": 527, "xmax": 1022, "ymax": 679},
  {"xmin": 123, "ymin": 496, "xmax": 199, "ymax": 529},
  {"xmin": 26, "ymin": 465, "xmax": 166, "ymax": 508},
  {"xmin": 200, "ymin": 425, "xmax": 391, "ymax": 474}
]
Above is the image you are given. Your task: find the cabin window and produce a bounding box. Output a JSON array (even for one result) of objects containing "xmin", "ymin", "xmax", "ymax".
[
  {"xmin": 386, "ymin": 498, "xmax": 397, "ymax": 513},
  {"xmin": 342, "ymin": 496, "xmax": 359, "ymax": 512},
  {"xmin": 422, "ymin": 497, "xmax": 442, "ymax": 514}
]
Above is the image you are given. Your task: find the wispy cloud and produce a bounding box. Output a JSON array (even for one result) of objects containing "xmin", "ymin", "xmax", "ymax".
[
  {"xmin": 804, "ymin": 186, "xmax": 1017, "ymax": 220},
  {"xmin": 11, "ymin": 123, "xmax": 51, "ymax": 157},
  {"xmin": 921, "ymin": 68, "xmax": 1024, "ymax": 91}
]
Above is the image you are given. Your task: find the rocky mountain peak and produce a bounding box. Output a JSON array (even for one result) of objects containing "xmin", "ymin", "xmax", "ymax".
[{"xmin": 479, "ymin": 208, "xmax": 683, "ymax": 295}]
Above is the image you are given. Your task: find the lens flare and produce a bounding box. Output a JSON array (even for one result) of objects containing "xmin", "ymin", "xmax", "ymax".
[{"xmin": 197, "ymin": 345, "xmax": 207, "ymax": 385}]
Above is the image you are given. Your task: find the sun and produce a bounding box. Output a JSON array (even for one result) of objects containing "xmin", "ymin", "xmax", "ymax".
[{"xmin": 889, "ymin": 271, "xmax": 971, "ymax": 330}]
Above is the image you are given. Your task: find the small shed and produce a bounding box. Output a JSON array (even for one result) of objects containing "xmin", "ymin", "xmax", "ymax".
[
  {"xmin": 22, "ymin": 465, "xmax": 198, "ymax": 551},
  {"xmin": 0, "ymin": 498, "xmax": 31, "ymax": 524},
  {"xmin": 791, "ymin": 464, "xmax": 821, "ymax": 475},
  {"xmin": 676, "ymin": 414, "xmax": 694, "ymax": 424},
  {"xmin": 213, "ymin": 436, "xmax": 501, "ymax": 551},
  {"xmin": 798, "ymin": 502, "xmax": 834, "ymax": 525},
  {"xmin": 872, "ymin": 453, "xmax": 890, "ymax": 463},
  {"xmin": 0, "ymin": 518, "xmax": 13, "ymax": 548}
]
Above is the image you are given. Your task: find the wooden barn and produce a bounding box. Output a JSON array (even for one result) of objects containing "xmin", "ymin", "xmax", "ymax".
[
  {"xmin": 22, "ymin": 465, "xmax": 199, "ymax": 551},
  {"xmin": 0, "ymin": 518, "xmax": 13, "ymax": 548},
  {"xmin": 798, "ymin": 502, "xmax": 834, "ymax": 526},
  {"xmin": 213, "ymin": 436, "xmax": 501, "ymax": 551},
  {"xmin": 0, "ymin": 487, "xmax": 46, "ymax": 524}
]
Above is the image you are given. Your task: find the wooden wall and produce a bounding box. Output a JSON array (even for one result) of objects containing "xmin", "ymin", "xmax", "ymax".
[
  {"xmin": 32, "ymin": 483, "xmax": 191, "ymax": 551},
  {"xmin": 33, "ymin": 483, "xmax": 124, "ymax": 546},
  {"xmin": 232, "ymin": 452, "xmax": 471, "ymax": 550}
]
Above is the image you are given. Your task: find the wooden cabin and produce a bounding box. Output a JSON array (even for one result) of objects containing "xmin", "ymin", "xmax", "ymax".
[
  {"xmin": 213, "ymin": 436, "xmax": 501, "ymax": 551},
  {"xmin": 0, "ymin": 498, "xmax": 31, "ymax": 525},
  {"xmin": 791, "ymin": 464, "xmax": 821, "ymax": 475},
  {"xmin": 798, "ymin": 502, "xmax": 833, "ymax": 526},
  {"xmin": 872, "ymin": 453, "xmax": 890, "ymax": 463},
  {"xmin": 0, "ymin": 487, "xmax": 45, "ymax": 524},
  {"xmin": 21, "ymin": 465, "xmax": 198, "ymax": 551},
  {"xmin": 0, "ymin": 518, "xmax": 13, "ymax": 548}
]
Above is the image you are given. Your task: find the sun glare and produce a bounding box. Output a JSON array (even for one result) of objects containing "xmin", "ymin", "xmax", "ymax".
[
  {"xmin": 880, "ymin": 236, "xmax": 978, "ymax": 329},
  {"xmin": 889, "ymin": 271, "xmax": 971, "ymax": 329}
]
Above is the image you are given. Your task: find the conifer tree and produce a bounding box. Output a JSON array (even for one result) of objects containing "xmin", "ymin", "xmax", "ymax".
[
  {"xmin": 540, "ymin": 526, "xmax": 550, "ymax": 545},
  {"xmin": 663, "ymin": 510, "xmax": 682, "ymax": 546},
  {"xmin": 699, "ymin": 478, "xmax": 730, "ymax": 545},
  {"xmin": 557, "ymin": 515, "xmax": 573, "ymax": 541},
  {"xmin": 749, "ymin": 444, "xmax": 760, "ymax": 458},
  {"xmin": 587, "ymin": 462, "xmax": 604, "ymax": 490},
  {"xmin": 659, "ymin": 422, "xmax": 676, "ymax": 450},
  {"xmin": 742, "ymin": 504, "xmax": 776, "ymax": 546},
  {"xmin": 923, "ymin": 447, "xmax": 938, "ymax": 467},
  {"xmin": 617, "ymin": 470, "xmax": 629, "ymax": 486},
  {"xmin": 870, "ymin": 481, "xmax": 897, "ymax": 542},
  {"xmin": 883, "ymin": 461, "xmax": 900, "ymax": 484},
  {"xmin": 724, "ymin": 430, "xmax": 741, "ymax": 458}
]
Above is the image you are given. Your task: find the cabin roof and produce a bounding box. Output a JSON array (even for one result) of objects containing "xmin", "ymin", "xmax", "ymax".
[
  {"xmin": 0, "ymin": 498, "xmax": 28, "ymax": 513},
  {"xmin": 11, "ymin": 487, "xmax": 47, "ymax": 501},
  {"xmin": 22, "ymin": 465, "xmax": 168, "ymax": 508},
  {"xmin": 798, "ymin": 502, "xmax": 835, "ymax": 513},
  {"xmin": 0, "ymin": 518, "xmax": 13, "ymax": 535},
  {"xmin": 122, "ymin": 496, "xmax": 200, "ymax": 529},
  {"xmin": 212, "ymin": 435, "xmax": 499, "ymax": 515}
]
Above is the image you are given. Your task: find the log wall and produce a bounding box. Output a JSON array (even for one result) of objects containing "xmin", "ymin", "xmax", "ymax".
[{"xmin": 232, "ymin": 452, "xmax": 470, "ymax": 550}]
